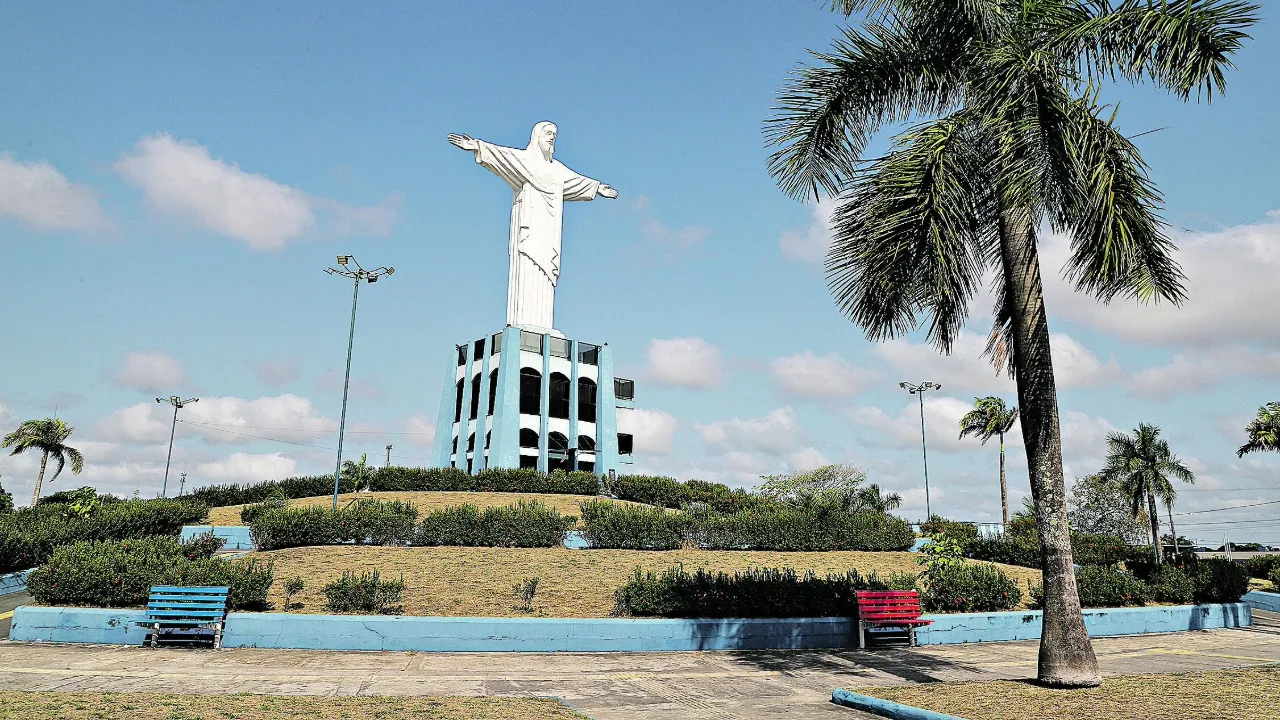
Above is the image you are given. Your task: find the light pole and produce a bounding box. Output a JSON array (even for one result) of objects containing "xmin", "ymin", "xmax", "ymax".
[
  {"xmin": 156, "ymin": 395, "xmax": 198, "ymax": 498},
  {"xmin": 325, "ymin": 255, "xmax": 394, "ymax": 510},
  {"xmin": 178, "ymin": 472, "xmax": 187, "ymax": 497},
  {"xmin": 385, "ymin": 444, "xmax": 392, "ymax": 468},
  {"xmin": 899, "ymin": 381, "xmax": 941, "ymax": 521}
]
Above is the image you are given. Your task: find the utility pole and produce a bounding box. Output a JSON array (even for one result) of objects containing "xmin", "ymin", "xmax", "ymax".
[
  {"xmin": 325, "ymin": 255, "xmax": 394, "ymax": 510},
  {"xmin": 178, "ymin": 472, "xmax": 187, "ymax": 497},
  {"xmin": 156, "ymin": 396, "xmax": 199, "ymax": 498},
  {"xmin": 899, "ymin": 381, "xmax": 941, "ymax": 521},
  {"xmin": 385, "ymin": 444, "xmax": 392, "ymax": 468}
]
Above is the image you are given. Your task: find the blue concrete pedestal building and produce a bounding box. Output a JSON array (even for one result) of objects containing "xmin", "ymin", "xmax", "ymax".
[{"xmin": 430, "ymin": 326, "xmax": 635, "ymax": 474}]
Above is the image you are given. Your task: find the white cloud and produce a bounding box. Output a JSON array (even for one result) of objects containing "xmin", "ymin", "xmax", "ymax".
[
  {"xmin": 850, "ymin": 395, "xmax": 994, "ymax": 454},
  {"xmin": 872, "ymin": 330, "xmax": 1116, "ymax": 391},
  {"xmin": 647, "ymin": 337, "xmax": 723, "ymax": 389},
  {"xmin": 1129, "ymin": 345, "xmax": 1280, "ymax": 397},
  {"xmin": 1059, "ymin": 411, "xmax": 1120, "ymax": 480},
  {"xmin": 618, "ymin": 408, "xmax": 678, "ymax": 456},
  {"xmin": 0, "ymin": 154, "xmax": 105, "ymax": 231},
  {"xmin": 255, "ymin": 359, "xmax": 301, "ymax": 388},
  {"xmin": 196, "ymin": 452, "xmax": 298, "ymax": 483},
  {"xmin": 98, "ymin": 393, "xmax": 336, "ymax": 445},
  {"xmin": 698, "ymin": 407, "xmax": 804, "ymax": 456},
  {"xmin": 1048, "ymin": 334, "xmax": 1123, "ymax": 388},
  {"xmin": 114, "ymin": 134, "xmax": 397, "ymax": 250},
  {"xmin": 770, "ymin": 351, "xmax": 877, "ymax": 399},
  {"xmin": 403, "ymin": 414, "xmax": 437, "ymax": 448},
  {"xmin": 788, "ymin": 446, "xmax": 829, "ymax": 472},
  {"xmin": 112, "ymin": 350, "xmax": 187, "ymax": 393},
  {"xmin": 778, "ymin": 199, "xmax": 836, "ymax": 263},
  {"xmin": 639, "ymin": 218, "xmax": 710, "ymax": 261}
]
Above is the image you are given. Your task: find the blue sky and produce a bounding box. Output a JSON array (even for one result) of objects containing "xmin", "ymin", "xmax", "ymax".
[{"xmin": 2, "ymin": 1, "xmax": 1280, "ymax": 543}]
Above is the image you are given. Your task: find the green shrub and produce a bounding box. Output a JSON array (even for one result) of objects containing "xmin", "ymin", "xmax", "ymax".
[
  {"xmin": 692, "ymin": 507, "xmax": 915, "ymax": 552},
  {"xmin": 249, "ymin": 507, "xmax": 338, "ymax": 551},
  {"xmin": 920, "ymin": 563, "xmax": 1022, "ymax": 613},
  {"xmin": 188, "ymin": 475, "xmax": 350, "ymax": 508},
  {"xmin": 963, "ymin": 535, "xmax": 1041, "ymax": 568},
  {"xmin": 324, "ymin": 570, "xmax": 404, "ymax": 614},
  {"xmin": 334, "ymin": 499, "xmax": 418, "ymax": 545},
  {"xmin": 413, "ymin": 501, "xmax": 572, "ymax": 547},
  {"xmin": 0, "ymin": 479, "xmax": 13, "ymax": 514},
  {"xmin": 580, "ymin": 500, "xmax": 688, "ymax": 550},
  {"xmin": 282, "ymin": 576, "xmax": 306, "ymax": 608},
  {"xmin": 512, "ymin": 576, "xmax": 539, "ymax": 613},
  {"xmin": 1145, "ymin": 564, "xmax": 1196, "ymax": 604},
  {"xmin": 1242, "ymin": 554, "xmax": 1280, "ymax": 580},
  {"xmin": 1074, "ymin": 566, "xmax": 1148, "ymax": 608},
  {"xmin": 920, "ymin": 517, "xmax": 979, "ymax": 545},
  {"xmin": 26, "ymin": 536, "xmax": 273, "ymax": 610},
  {"xmin": 1070, "ymin": 533, "xmax": 1132, "ymax": 567},
  {"xmin": 604, "ymin": 474, "xmax": 761, "ymax": 512},
  {"xmin": 1192, "ymin": 558, "xmax": 1250, "ymax": 604},
  {"xmin": 1269, "ymin": 565, "xmax": 1280, "ymax": 590},
  {"xmin": 613, "ymin": 565, "xmax": 909, "ymax": 618},
  {"xmin": 239, "ymin": 490, "xmax": 290, "ymax": 525}
]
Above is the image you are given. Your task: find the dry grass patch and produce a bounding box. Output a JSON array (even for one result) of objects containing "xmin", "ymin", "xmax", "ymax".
[
  {"xmin": 859, "ymin": 665, "xmax": 1280, "ymax": 720},
  {"xmin": 205, "ymin": 491, "xmax": 646, "ymax": 526},
  {"xmin": 0, "ymin": 691, "xmax": 585, "ymax": 720},
  {"xmin": 252, "ymin": 546, "xmax": 1041, "ymax": 617}
]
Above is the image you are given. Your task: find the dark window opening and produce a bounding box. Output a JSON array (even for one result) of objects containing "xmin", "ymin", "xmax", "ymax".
[
  {"xmin": 520, "ymin": 368, "xmax": 542, "ymax": 415},
  {"xmin": 549, "ymin": 372, "xmax": 570, "ymax": 419},
  {"xmin": 578, "ymin": 435, "xmax": 596, "ymax": 452},
  {"xmin": 473, "ymin": 340, "xmax": 485, "ymax": 362},
  {"xmin": 451, "ymin": 435, "xmax": 458, "ymax": 455},
  {"xmin": 614, "ymin": 378, "xmax": 635, "ymax": 401},
  {"xmin": 457, "ymin": 346, "xmax": 467, "ymax": 367},
  {"xmin": 467, "ymin": 432, "xmax": 475, "ymax": 453},
  {"xmin": 577, "ymin": 378, "xmax": 597, "ymax": 423},
  {"xmin": 466, "ymin": 458, "xmax": 473, "ymax": 474},
  {"xmin": 618, "ymin": 433, "xmax": 634, "ymax": 455},
  {"xmin": 548, "ymin": 431, "xmax": 569, "ymax": 454},
  {"xmin": 454, "ymin": 379, "xmax": 464, "ymax": 423},
  {"xmin": 549, "ymin": 456, "xmax": 572, "ymax": 472},
  {"xmin": 488, "ymin": 369, "xmax": 499, "ymax": 415},
  {"xmin": 469, "ymin": 373, "xmax": 481, "ymax": 420},
  {"xmin": 550, "ymin": 336, "xmax": 570, "ymax": 359},
  {"xmin": 485, "ymin": 430, "xmax": 491, "ymax": 449},
  {"xmin": 578, "ymin": 461, "xmax": 595, "ymax": 473},
  {"xmin": 520, "ymin": 330, "xmax": 543, "ymax": 353},
  {"xmin": 519, "ymin": 428, "xmax": 539, "ymax": 449},
  {"xmin": 578, "ymin": 343, "xmax": 599, "ymax": 365},
  {"xmin": 490, "ymin": 332, "xmax": 502, "ymax": 355},
  {"xmin": 519, "ymin": 454, "xmax": 538, "ymax": 469}
]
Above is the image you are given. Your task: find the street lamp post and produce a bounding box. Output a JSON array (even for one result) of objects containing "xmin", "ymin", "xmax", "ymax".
[
  {"xmin": 325, "ymin": 255, "xmax": 394, "ymax": 510},
  {"xmin": 899, "ymin": 381, "xmax": 941, "ymax": 521},
  {"xmin": 156, "ymin": 395, "xmax": 198, "ymax": 498}
]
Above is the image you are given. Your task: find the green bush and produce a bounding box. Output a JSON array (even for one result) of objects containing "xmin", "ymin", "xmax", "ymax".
[
  {"xmin": 1192, "ymin": 558, "xmax": 1250, "ymax": 604},
  {"xmin": 0, "ymin": 497, "xmax": 209, "ymax": 573},
  {"xmin": 1070, "ymin": 533, "xmax": 1132, "ymax": 567},
  {"xmin": 324, "ymin": 570, "xmax": 404, "ymax": 614},
  {"xmin": 0, "ymin": 479, "xmax": 13, "ymax": 514},
  {"xmin": 604, "ymin": 474, "xmax": 761, "ymax": 512},
  {"xmin": 1075, "ymin": 566, "xmax": 1148, "ymax": 608},
  {"xmin": 1269, "ymin": 565, "xmax": 1280, "ymax": 590},
  {"xmin": 249, "ymin": 507, "xmax": 338, "ymax": 551},
  {"xmin": 920, "ymin": 517, "xmax": 979, "ymax": 545},
  {"xmin": 691, "ymin": 507, "xmax": 915, "ymax": 552},
  {"xmin": 188, "ymin": 475, "xmax": 350, "ymax": 508},
  {"xmin": 1145, "ymin": 564, "xmax": 1196, "ymax": 604},
  {"xmin": 963, "ymin": 535, "xmax": 1041, "ymax": 568},
  {"xmin": 920, "ymin": 563, "xmax": 1022, "ymax": 613},
  {"xmin": 1242, "ymin": 554, "xmax": 1280, "ymax": 580},
  {"xmin": 334, "ymin": 499, "xmax": 418, "ymax": 545},
  {"xmin": 413, "ymin": 501, "xmax": 571, "ymax": 547},
  {"xmin": 579, "ymin": 500, "xmax": 688, "ymax": 550},
  {"xmin": 613, "ymin": 565, "xmax": 910, "ymax": 618},
  {"xmin": 26, "ymin": 536, "xmax": 273, "ymax": 610}
]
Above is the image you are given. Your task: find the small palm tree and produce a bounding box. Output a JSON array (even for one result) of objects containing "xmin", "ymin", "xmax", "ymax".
[
  {"xmin": 959, "ymin": 397, "xmax": 1019, "ymax": 525},
  {"xmin": 2, "ymin": 418, "xmax": 85, "ymax": 505},
  {"xmin": 1237, "ymin": 402, "xmax": 1280, "ymax": 457},
  {"xmin": 341, "ymin": 453, "xmax": 375, "ymax": 492},
  {"xmin": 1097, "ymin": 423, "xmax": 1194, "ymax": 566}
]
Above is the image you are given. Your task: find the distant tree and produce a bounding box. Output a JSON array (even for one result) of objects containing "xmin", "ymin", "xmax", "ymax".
[
  {"xmin": 1237, "ymin": 402, "xmax": 1280, "ymax": 457},
  {"xmin": 340, "ymin": 453, "xmax": 375, "ymax": 492},
  {"xmin": 758, "ymin": 464, "xmax": 900, "ymax": 514},
  {"xmin": 1097, "ymin": 424, "xmax": 1195, "ymax": 565},
  {"xmin": 1068, "ymin": 474, "xmax": 1148, "ymax": 545},
  {"xmin": 2, "ymin": 418, "xmax": 85, "ymax": 506},
  {"xmin": 958, "ymin": 396, "xmax": 1019, "ymax": 524},
  {"xmin": 0, "ymin": 475, "xmax": 13, "ymax": 514}
]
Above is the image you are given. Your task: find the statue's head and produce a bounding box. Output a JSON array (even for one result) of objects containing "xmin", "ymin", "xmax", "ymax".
[{"xmin": 529, "ymin": 121, "xmax": 557, "ymax": 160}]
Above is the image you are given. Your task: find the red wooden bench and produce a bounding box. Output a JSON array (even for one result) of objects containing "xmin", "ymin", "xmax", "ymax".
[{"xmin": 855, "ymin": 590, "xmax": 932, "ymax": 648}]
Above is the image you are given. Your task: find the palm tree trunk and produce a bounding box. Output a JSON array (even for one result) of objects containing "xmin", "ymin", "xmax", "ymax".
[
  {"xmin": 1166, "ymin": 505, "xmax": 1181, "ymax": 561},
  {"xmin": 31, "ymin": 450, "xmax": 49, "ymax": 506},
  {"xmin": 1147, "ymin": 489, "xmax": 1163, "ymax": 565},
  {"xmin": 999, "ymin": 433, "xmax": 1010, "ymax": 525},
  {"xmin": 999, "ymin": 209, "xmax": 1100, "ymax": 687}
]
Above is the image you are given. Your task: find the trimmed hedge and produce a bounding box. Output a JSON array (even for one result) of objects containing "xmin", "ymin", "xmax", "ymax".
[
  {"xmin": 1269, "ymin": 565, "xmax": 1280, "ymax": 590},
  {"xmin": 1144, "ymin": 564, "xmax": 1196, "ymax": 604},
  {"xmin": 580, "ymin": 500, "xmax": 688, "ymax": 550},
  {"xmin": 26, "ymin": 536, "xmax": 273, "ymax": 610},
  {"xmin": 324, "ymin": 569, "xmax": 404, "ymax": 614},
  {"xmin": 1192, "ymin": 558, "xmax": 1250, "ymax": 604},
  {"xmin": 613, "ymin": 566, "xmax": 911, "ymax": 618},
  {"xmin": 603, "ymin": 474, "xmax": 761, "ymax": 513},
  {"xmin": 413, "ymin": 501, "xmax": 573, "ymax": 547},
  {"xmin": 921, "ymin": 563, "xmax": 1022, "ymax": 613},
  {"xmin": 0, "ymin": 498, "xmax": 209, "ymax": 574},
  {"xmin": 963, "ymin": 531, "xmax": 1136, "ymax": 569},
  {"xmin": 691, "ymin": 507, "xmax": 915, "ymax": 552},
  {"xmin": 1075, "ymin": 566, "xmax": 1149, "ymax": 608}
]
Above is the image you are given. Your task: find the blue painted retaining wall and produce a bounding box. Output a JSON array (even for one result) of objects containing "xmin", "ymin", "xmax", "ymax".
[
  {"xmin": 9, "ymin": 606, "xmax": 151, "ymax": 645},
  {"xmin": 0, "ymin": 569, "xmax": 33, "ymax": 597},
  {"xmin": 221, "ymin": 613, "xmax": 857, "ymax": 652},
  {"xmin": 1244, "ymin": 590, "xmax": 1280, "ymax": 614},
  {"xmin": 181, "ymin": 525, "xmax": 253, "ymax": 550},
  {"xmin": 915, "ymin": 603, "xmax": 1251, "ymax": 645}
]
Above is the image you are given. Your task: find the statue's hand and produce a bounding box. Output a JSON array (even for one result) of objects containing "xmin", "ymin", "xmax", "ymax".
[
  {"xmin": 597, "ymin": 184, "xmax": 619, "ymax": 199},
  {"xmin": 448, "ymin": 133, "xmax": 479, "ymax": 152}
]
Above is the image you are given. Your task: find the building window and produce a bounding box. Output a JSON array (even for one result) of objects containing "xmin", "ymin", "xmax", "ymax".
[
  {"xmin": 578, "ymin": 435, "xmax": 595, "ymax": 452},
  {"xmin": 520, "ymin": 368, "xmax": 541, "ymax": 415},
  {"xmin": 469, "ymin": 373, "xmax": 481, "ymax": 420},
  {"xmin": 490, "ymin": 332, "xmax": 502, "ymax": 355},
  {"xmin": 578, "ymin": 461, "xmax": 595, "ymax": 473},
  {"xmin": 467, "ymin": 433, "xmax": 475, "ymax": 453},
  {"xmin": 614, "ymin": 378, "xmax": 635, "ymax": 401},
  {"xmin": 577, "ymin": 378, "xmax": 597, "ymax": 423},
  {"xmin": 488, "ymin": 369, "xmax": 498, "ymax": 415},
  {"xmin": 520, "ymin": 330, "xmax": 543, "ymax": 353},
  {"xmin": 457, "ymin": 346, "xmax": 467, "ymax": 367},
  {"xmin": 519, "ymin": 455, "xmax": 538, "ymax": 469},
  {"xmin": 618, "ymin": 433, "xmax": 634, "ymax": 455},
  {"xmin": 519, "ymin": 428, "xmax": 539, "ymax": 449},
  {"xmin": 549, "ymin": 372, "xmax": 570, "ymax": 419},
  {"xmin": 451, "ymin": 435, "xmax": 458, "ymax": 455},
  {"xmin": 473, "ymin": 340, "xmax": 485, "ymax": 362},
  {"xmin": 454, "ymin": 379, "xmax": 464, "ymax": 423},
  {"xmin": 485, "ymin": 430, "xmax": 491, "ymax": 449},
  {"xmin": 467, "ymin": 457, "xmax": 473, "ymax": 474},
  {"xmin": 548, "ymin": 431, "xmax": 569, "ymax": 454},
  {"xmin": 578, "ymin": 343, "xmax": 599, "ymax": 365},
  {"xmin": 550, "ymin": 336, "xmax": 570, "ymax": 359}
]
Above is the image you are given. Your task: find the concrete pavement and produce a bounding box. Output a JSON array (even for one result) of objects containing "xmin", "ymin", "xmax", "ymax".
[
  {"xmin": 0, "ymin": 591, "xmax": 30, "ymax": 641},
  {"xmin": 3, "ymin": 625, "xmax": 1280, "ymax": 719}
]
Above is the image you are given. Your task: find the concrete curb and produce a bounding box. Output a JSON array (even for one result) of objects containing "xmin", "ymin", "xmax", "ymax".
[
  {"xmin": 0, "ymin": 569, "xmax": 33, "ymax": 597},
  {"xmin": 1244, "ymin": 590, "xmax": 1280, "ymax": 613},
  {"xmin": 915, "ymin": 603, "xmax": 1251, "ymax": 645},
  {"xmin": 831, "ymin": 688, "xmax": 966, "ymax": 720}
]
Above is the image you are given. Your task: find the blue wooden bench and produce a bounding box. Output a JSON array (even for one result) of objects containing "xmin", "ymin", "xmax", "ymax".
[{"xmin": 140, "ymin": 586, "xmax": 229, "ymax": 649}]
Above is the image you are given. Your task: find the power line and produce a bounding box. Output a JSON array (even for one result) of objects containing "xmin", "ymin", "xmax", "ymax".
[
  {"xmin": 1179, "ymin": 517, "xmax": 1280, "ymax": 527},
  {"xmin": 177, "ymin": 421, "xmax": 437, "ymax": 464},
  {"xmin": 178, "ymin": 419, "xmax": 430, "ymax": 435},
  {"xmin": 1175, "ymin": 499, "xmax": 1280, "ymax": 516}
]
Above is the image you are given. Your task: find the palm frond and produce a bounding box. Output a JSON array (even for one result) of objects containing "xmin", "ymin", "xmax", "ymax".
[{"xmin": 1237, "ymin": 401, "xmax": 1280, "ymax": 457}]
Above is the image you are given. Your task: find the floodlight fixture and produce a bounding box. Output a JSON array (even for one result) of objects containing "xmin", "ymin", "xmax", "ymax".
[
  {"xmin": 157, "ymin": 396, "xmax": 199, "ymax": 497},
  {"xmin": 898, "ymin": 380, "xmax": 941, "ymax": 520}
]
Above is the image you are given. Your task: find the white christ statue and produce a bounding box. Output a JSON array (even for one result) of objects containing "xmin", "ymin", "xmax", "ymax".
[{"xmin": 448, "ymin": 122, "xmax": 618, "ymax": 332}]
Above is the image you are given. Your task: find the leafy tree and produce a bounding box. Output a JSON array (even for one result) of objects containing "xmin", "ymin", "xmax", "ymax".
[
  {"xmin": 1097, "ymin": 424, "xmax": 1195, "ymax": 566},
  {"xmin": 766, "ymin": 0, "xmax": 1255, "ymax": 687},
  {"xmin": 758, "ymin": 463, "xmax": 901, "ymax": 513},
  {"xmin": 2, "ymin": 418, "xmax": 85, "ymax": 506},
  {"xmin": 0, "ymin": 475, "xmax": 13, "ymax": 514},
  {"xmin": 1067, "ymin": 474, "xmax": 1148, "ymax": 544},
  {"xmin": 340, "ymin": 453, "xmax": 375, "ymax": 492},
  {"xmin": 1237, "ymin": 401, "xmax": 1280, "ymax": 457},
  {"xmin": 959, "ymin": 396, "xmax": 1019, "ymax": 524}
]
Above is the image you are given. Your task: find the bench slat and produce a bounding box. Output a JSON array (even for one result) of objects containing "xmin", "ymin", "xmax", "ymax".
[
  {"xmin": 150, "ymin": 586, "xmax": 229, "ymax": 593},
  {"xmin": 147, "ymin": 600, "xmax": 227, "ymax": 608},
  {"xmin": 146, "ymin": 610, "xmax": 225, "ymax": 618}
]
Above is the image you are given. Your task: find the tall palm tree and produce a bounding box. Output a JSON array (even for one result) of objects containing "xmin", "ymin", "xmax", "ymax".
[
  {"xmin": 1237, "ymin": 402, "xmax": 1280, "ymax": 457},
  {"xmin": 959, "ymin": 396, "xmax": 1019, "ymax": 525},
  {"xmin": 1097, "ymin": 423, "xmax": 1194, "ymax": 565},
  {"xmin": 766, "ymin": 0, "xmax": 1255, "ymax": 687},
  {"xmin": 2, "ymin": 418, "xmax": 86, "ymax": 505}
]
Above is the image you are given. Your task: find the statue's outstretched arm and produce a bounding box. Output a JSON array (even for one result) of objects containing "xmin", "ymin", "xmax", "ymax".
[
  {"xmin": 447, "ymin": 133, "xmax": 480, "ymax": 152},
  {"xmin": 597, "ymin": 184, "xmax": 619, "ymax": 199}
]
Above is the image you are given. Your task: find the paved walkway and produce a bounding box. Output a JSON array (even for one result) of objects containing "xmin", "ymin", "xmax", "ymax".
[
  {"xmin": 0, "ymin": 591, "xmax": 29, "ymax": 640},
  {"xmin": 3, "ymin": 626, "xmax": 1280, "ymax": 719}
]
